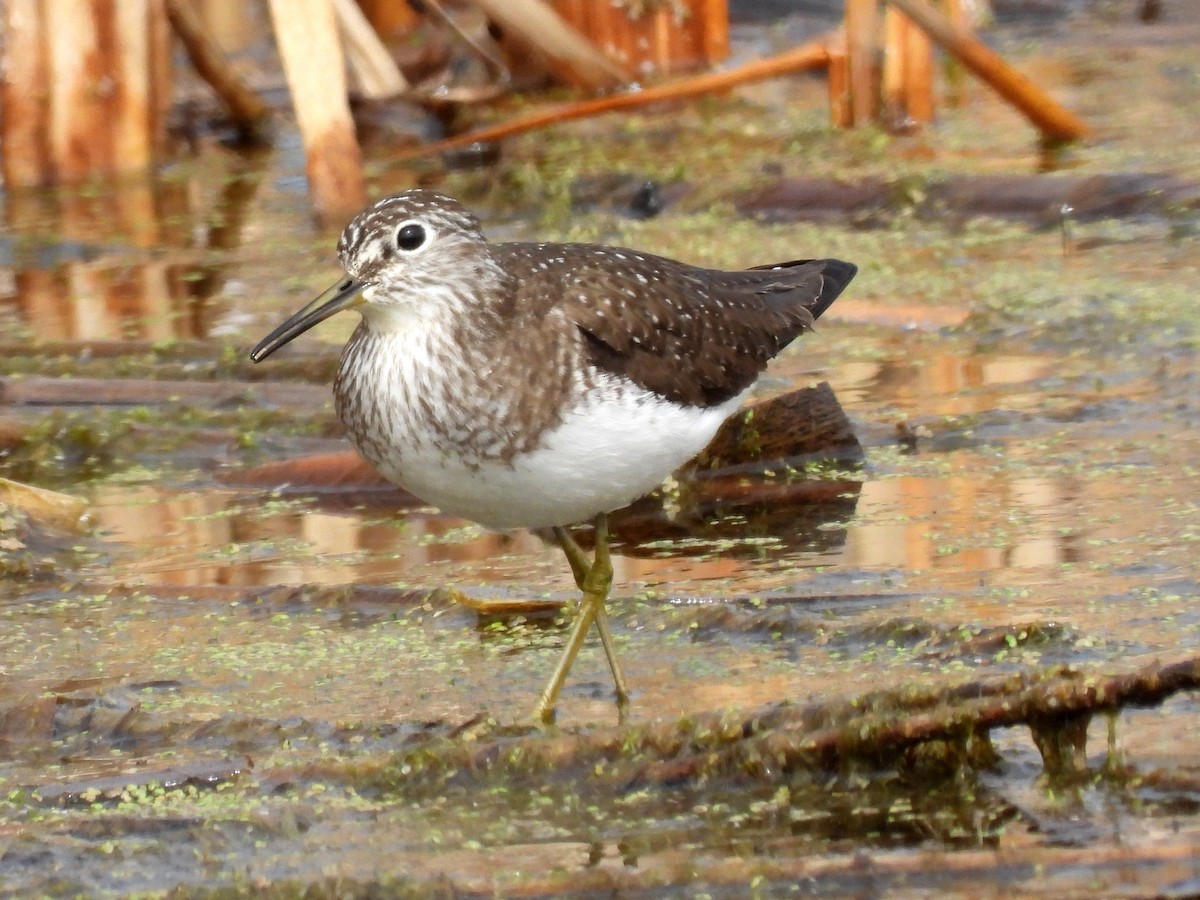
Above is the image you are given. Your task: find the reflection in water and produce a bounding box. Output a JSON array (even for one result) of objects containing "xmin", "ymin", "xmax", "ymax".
[
  {"xmin": 90, "ymin": 449, "xmax": 1086, "ymax": 593},
  {"xmin": 76, "ymin": 329, "xmax": 1107, "ymax": 591},
  {"xmin": 14, "ymin": 261, "xmax": 183, "ymax": 341},
  {"xmin": 1, "ymin": 154, "xmax": 268, "ymax": 342},
  {"xmin": 90, "ymin": 483, "xmax": 552, "ymax": 588},
  {"xmin": 852, "ymin": 346, "xmax": 1059, "ymax": 416},
  {"xmin": 850, "ymin": 473, "xmax": 1076, "ymax": 571}
]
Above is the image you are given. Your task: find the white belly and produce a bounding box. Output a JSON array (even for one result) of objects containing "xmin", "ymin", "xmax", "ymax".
[
  {"xmin": 336, "ymin": 317, "xmax": 746, "ymax": 529},
  {"xmin": 372, "ymin": 378, "xmax": 741, "ymax": 529}
]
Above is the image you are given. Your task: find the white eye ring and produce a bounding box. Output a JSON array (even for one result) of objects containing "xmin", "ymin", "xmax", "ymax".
[{"xmin": 396, "ymin": 221, "xmax": 428, "ymax": 252}]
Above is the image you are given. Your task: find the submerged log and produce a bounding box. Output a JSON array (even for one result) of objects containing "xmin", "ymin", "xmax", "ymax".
[
  {"xmin": 691, "ymin": 382, "xmax": 863, "ymax": 471},
  {"xmin": 734, "ymin": 172, "xmax": 1200, "ymax": 225},
  {"xmin": 0, "ymin": 477, "xmax": 89, "ymax": 533},
  {"xmin": 360, "ymin": 654, "xmax": 1200, "ymax": 786},
  {"xmin": 0, "ymin": 417, "xmax": 27, "ymax": 452},
  {"xmin": 0, "ymin": 375, "xmax": 330, "ymax": 409},
  {"xmin": 19, "ymin": 625, "xmax": 1195, "ymax": 787},
  {"xmin": 230, "ymin": 449, "xmax": 394, "ymax": 494}
]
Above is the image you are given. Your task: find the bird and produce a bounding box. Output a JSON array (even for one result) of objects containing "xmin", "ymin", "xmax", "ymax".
[{"xmin": 250, "ymin": 189, "xmax": 856, "ymax": 724}]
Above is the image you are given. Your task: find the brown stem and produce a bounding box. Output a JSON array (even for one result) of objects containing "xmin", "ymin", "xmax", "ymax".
[{"xmin": 400, "ymin": 36, "xmax": 831, "ymax": 161}]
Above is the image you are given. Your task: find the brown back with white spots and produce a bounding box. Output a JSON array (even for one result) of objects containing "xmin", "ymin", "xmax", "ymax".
[{"xmin": 495, "ymin": 243, "xmax": 857, "ymax": 407}]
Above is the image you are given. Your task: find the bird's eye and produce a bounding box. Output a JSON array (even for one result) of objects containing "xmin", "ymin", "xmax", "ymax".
[{"xmin": 396, "ymin": 223, "xmax": 426, "ymax": 251}]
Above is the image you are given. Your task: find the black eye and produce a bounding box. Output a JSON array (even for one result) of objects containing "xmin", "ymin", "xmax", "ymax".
[{"xmin": 396, "ymin": 223, "xmax": 426, "ymax": 251}]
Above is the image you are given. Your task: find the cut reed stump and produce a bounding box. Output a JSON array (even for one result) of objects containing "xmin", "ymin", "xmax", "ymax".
[
  {"xmin": 0, "ymin": 0, "xmax": 172, "ymax": 187},
  {"xmin": 886, "ymin": 0, "xmax": 1090, "ymax": 142},
  {"xmin": 472, "ymin": 0, "xmax": 631, "ymax": 91},
  {"xmin": 832, "ymin": 0, "xmax": 1086, "ymax": 138},
  {"xmin": 827, "ymin": 31, "xmax": 853, "ymax": 128},
  {"xmin": 883, "ymin": 4, "xmax": 934, "ymax": 126},
  {"xmin": 265, "ymin": 0, "xmax": 367, "ymax": 222},
  {"xmin": 844, "ymin": 0, "xmax": 882, "ymax": 125},
  {"xmin": 164, "ymin": 0, "xmax": 271, "ymax": 142},
  {"xmin": 355, "ymin": 0, "xmax": 421, "ymax": 42},
  {"xmin": 549, "ymin": 0, "xmax": 730, "ymax": 77},
  {"xmin": 333, "ymin": 0, "xmax": 408, "ymax": 101}
]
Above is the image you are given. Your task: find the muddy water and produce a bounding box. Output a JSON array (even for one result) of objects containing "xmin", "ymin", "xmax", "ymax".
[{"xmin": 4, "ymin": 6, "xmax": 1200, "ymax": 897}]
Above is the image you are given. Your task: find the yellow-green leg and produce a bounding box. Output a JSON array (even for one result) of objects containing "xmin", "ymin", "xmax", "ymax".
[
  {"xmin": 554, "ymin": 519, "xmax": 630, "ymax": 711},
  {"xmin": 533, "ymin": 514, "xmax": 630, "ymax": 724}
]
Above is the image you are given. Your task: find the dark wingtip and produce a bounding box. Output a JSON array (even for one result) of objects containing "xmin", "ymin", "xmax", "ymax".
[
  {"xmin": 809, "ymin": 259, "xmax": 857, "ymax": 321},
  {"xmin": 748, "ymin": 257, "xmax": 858, "ymax": 321}
]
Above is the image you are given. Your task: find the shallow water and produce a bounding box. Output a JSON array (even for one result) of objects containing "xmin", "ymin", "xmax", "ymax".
[{"xmin": 3, "ymin": 5, "xmax": 1200, "ymax": 896}]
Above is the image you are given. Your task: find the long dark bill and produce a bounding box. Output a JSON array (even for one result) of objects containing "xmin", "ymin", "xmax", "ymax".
[{"xmin": 249, "ymin": 277, "xmax": 366, "ymax": 362}]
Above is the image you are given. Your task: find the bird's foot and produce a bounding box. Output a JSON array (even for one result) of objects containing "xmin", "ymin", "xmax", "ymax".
[{"xmin": 533, "ymin": 514, "xmax": 629, "ymax": 725}]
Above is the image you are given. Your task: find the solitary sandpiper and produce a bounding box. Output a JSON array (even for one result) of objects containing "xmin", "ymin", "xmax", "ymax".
[{"xmin": 251, "ymin": 189, "xmax": 856, "ymax": 724}]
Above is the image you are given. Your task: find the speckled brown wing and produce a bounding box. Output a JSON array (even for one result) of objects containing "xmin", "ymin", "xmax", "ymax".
[{"xmin": 494, "ymin": 243, "xmax": 856, "ymax": 408}]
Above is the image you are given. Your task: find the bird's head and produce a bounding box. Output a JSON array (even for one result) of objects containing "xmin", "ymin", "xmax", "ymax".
[{"xmin": 250, "ymin": 190, "xmax": 496, "ymax": 361}]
